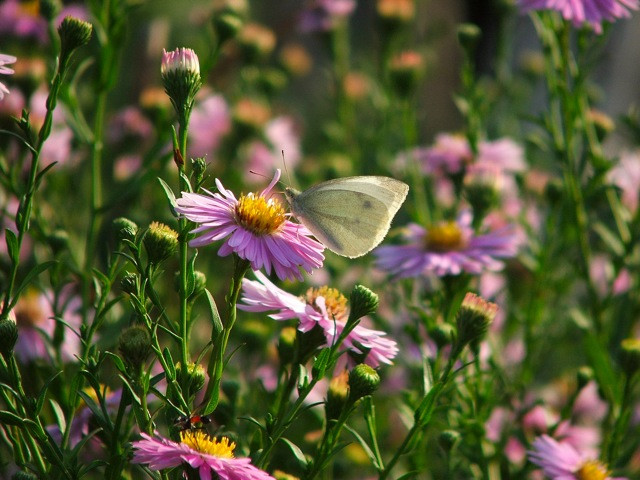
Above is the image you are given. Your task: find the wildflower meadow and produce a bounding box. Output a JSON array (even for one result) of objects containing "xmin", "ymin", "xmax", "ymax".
[{"xmin": 2, "ymin": 1, "xmax": 640, "ymax": 479}]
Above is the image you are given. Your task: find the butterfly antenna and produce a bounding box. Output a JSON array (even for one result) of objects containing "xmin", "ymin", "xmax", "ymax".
[
  {"xmin": 249, "ymin": 170, "xmax": 269, "ymax": 180},
  {"xmin": 282, "ymin": 150, "xmax": 293, "ymax": 187}
]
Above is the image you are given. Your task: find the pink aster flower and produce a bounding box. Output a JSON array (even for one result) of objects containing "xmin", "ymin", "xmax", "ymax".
[
  {"xmin": 416, "ymin": 133, "xmax": 472, "ymax": 175},
  {"xmin": 476, "ymin": 138, "xmax": 527, "ymax": 174},
  {"xmin": 245, "ymin": 116, "xmax": 301, "ymax": 185},
  {"xmin": 175, "ymin": 170, "xmax": 324, "ymax": 281},
  {"xmin": 239, "ymin": 271, "xmax": 399, "ymax": 367},
  {"xmin": 609, "ymin": 150, "xmax": 640, "ymax": 213},
  {"xmin": 12, "ymin": 286, "xmax": 82, "ymax": 364},
  {"xmin": 189, "ymin": 93, "xmax": 231, "ymax": 159},
  {"xmin": 374, "ymin": 211, "xmax": 518, "ymax": 278},
  {"xmin": 528, "ymin": 434, "xmax": 626, "ymax": 480},
  {"xmin": 300, "ymin": 0, "xmax": 357, "ymax": 32},
  {"xmin": 132, "ymin": 431, "xmax": 275, "ymax": 480},
  {"xmin": 519, "ymin": 0, "xmax": 639, "ymax": 34},
  {"xmin": 0, "ymin": 1, "xmax": 89, "ymax": 43},
  {"xmin": 0, "ymin": 53, "xmax": 16, "ymax": 100}
]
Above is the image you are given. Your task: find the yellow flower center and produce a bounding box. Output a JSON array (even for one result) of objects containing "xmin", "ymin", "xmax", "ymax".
[
  {"xmin": 235, "ymin": 193, "xmax": 286, "ymax": 236},
  {"xmin": 576, "ymin": 460, "xmax": 610, "ymax": 480},
  {"xmin": 180, "ymin": 431, "xmax": 235, "ymax": 458},
  {"xmin": 19, "ymin": 0, "xmax": 40, "ymax": 17},
  {"xmin": 425, "ymin": 222, "xmax": 466, "ymax": 251},
  {"xmin": 305, "ymin": 286, "xmax": 348, "ymax": 320},
  {"xmin": 14, "ymin": 289, "xmax": 46, "ymax": 327}
]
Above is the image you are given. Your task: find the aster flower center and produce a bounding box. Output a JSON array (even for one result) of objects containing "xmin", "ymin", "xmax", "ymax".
[
  {"xmin": 425, "ymin": 221, "xmax": 466, "ymax": 251},
  {"xmin": 575, "ymin": 460, "xmax": 610, "ymax": 480},
  {"xmin": 180, "ymin": 431, "xmax": 235, "ymax": 458},
  {"xmin": 235, "ymin": 193, "xmax": 286, "ymax": 235},
  {"xmin": 14, "ymin": 290, "xmax": 45, "ymax": 327},
  {"xmin": 20, "ymin": 0, "xmax": 40, "ymax": 17},
  {"xmin": 305, "ymin": 286, "xmax": 348, "ymax": 320}
]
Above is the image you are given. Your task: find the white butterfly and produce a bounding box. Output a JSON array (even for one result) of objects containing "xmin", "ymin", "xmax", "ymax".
[{"xmin": 284, "ymin": 176, "xmax": 409, "ymax": 258}]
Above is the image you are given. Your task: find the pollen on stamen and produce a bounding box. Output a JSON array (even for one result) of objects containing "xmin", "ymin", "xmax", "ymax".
[
  {"xmin": 179, "ymin": 431, "xmax": 236, "ymax": 458},
  {"xmin": 305, "ymin": 286, "xmax": 348, "ymax": 320},
  {"xmin": 425, "ymin": 221, "xmax": 467, "ymax": 252},
  {"xmin": 234, "ymin": 193, "xmax": 286, "ymax": 236},
  {"xmin": 575, "ymin": 460, "xmax": 610, "ymax": 480}
]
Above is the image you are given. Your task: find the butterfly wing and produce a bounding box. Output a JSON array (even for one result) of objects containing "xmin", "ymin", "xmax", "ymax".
[{"xmin": 289, "ymin": 177, "xmax": 409, "ymax": 258}]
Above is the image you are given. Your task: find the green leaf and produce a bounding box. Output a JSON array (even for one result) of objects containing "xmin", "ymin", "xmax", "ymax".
[
  {"xmin": 35, "ymin": 371, "xmax": 62, "ymax": 415},
  {"xmin": 4, "ymin": 229, "xmax": 18, "ymax": 264},
  {"xmin": 311, "ymin": 348, "xmax": 332, "ymax": 379},
  {"xmin": 0, "ymin": 410, "xmax": 24, "ymax": 426},
  {"xmin": 238, "ymin": 415, "xmax": 266, "ymax": 432},
  {"xmin": 49, "ymin": 399, "xmax": 66, "ymax": 434},
  {"xmin": 34, "ymin": 161, "xmax": 59, "ymax": 189},
  {"xmin": 281, "ymin": 437, "xmax": 308, "ymax": 467},
  {"xmin": 593, "ymin": 221, "xmax": 624, "ymax": 257},
  {"xmin": 8, "ymin": 260, "xmax": 57, "ymax": 310},
  {"xmin": 186, "ymin": 252, "xmax": 198, "ymax": 297},
  {"xmin": 205, "ymin": 289, "xmax": 223, "ymax": 339},
  {"xmin": 422, "ymin": 353, "xmax": 434, "ymax": 397},
  {"xmin": 584, "ymin": 332, "xmax": 620, "ymax": 404},
  {"xmin": 104, "ymin": 351, "xmax": 127, "ymax": 376},
  {"xmin": 163, "ymin": 347, "xmax": 176, "ymax": 381},
  {"xmin": 157, "ymin": 177, "xmax": 178, "ymax": 217},
  {"xmin": 344, "ymin": 425, "xmax": 381, "ymax": 470}
]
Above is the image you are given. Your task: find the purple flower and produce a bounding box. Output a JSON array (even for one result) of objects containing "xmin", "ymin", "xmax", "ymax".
[
  {"xmin": 420, "ymin": 133, "xmax": 472, "ymax": 174},
  {"xmin": 239, "ymin": 271, "xmax": 398, "ymax": 367},
  {"xmin": 609, "ymin": 150, "xmax": 640, "ymax": 213},
  {"xmin": 132, "ymin": 431, "xmax": 275, "ymax": 480},
  {"xmin": 175, "ymin": 170, "xmax": 324, "ymax": 281},
  {"xmin": 12, "ymin": 286, "xmax": 82, "ymax": 364},
  {"xmin": 0, "ymin": 53, "xmax": 16, "ymax": 100},
  {"xmin": 528, "ymin": 434, "xmax": 626, "ymax": 480},
  {"xmin": 189, "ymin": 93, "xmax": 231, "ymax": 159},
  {"xmin": 519, "ymin": 0, "xmax": 639, "ymax": 33},
  {"xmin": 374, "ymin": 211, "xmax": 518, "ymax": 278},
  {"xmin": 476, "ymin": 138, "xmax": 526, "ymax": 173},
  {"xmin": 299, "ymin": 0, "xmax": 356, "ymax": 32},
  {"xmin": 0, "ymin": 1, "xmax": 89, "ymax": 43},
  {"xmin": 245, "ymin": 117, "xmax": 301, "ymax": 185}
]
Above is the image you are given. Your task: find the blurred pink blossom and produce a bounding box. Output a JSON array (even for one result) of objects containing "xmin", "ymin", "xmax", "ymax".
[
  {"xmin": 609, "ymin": 150, "xmax": 640, "ymax": 213},
  {"xmin": 0, "ymin": 1, "xmax": 89, "ymax": 43},
  {"xmin": 299, "ymin": 0, "xmax": 356, "ymax": 32},
  {"xmin": 189, "ymin": 93, "xmax": 231, "ymax": 159}
]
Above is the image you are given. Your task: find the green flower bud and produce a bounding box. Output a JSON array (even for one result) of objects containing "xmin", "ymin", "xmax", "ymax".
[
  {"xmin": 457, "ymin": 23, "xmax": 482, "ymax": 53},
  {"xmin": 348, "ymin": 364, "xmax": 380, "ymax": 401},
  {"xmin": 47, "ymin": 229, "xmax": 70, "ymax": 255},
  {"xmin": 237, "ymin": 23, "xmax": 276, "ymax": 62},
  {"xmin": 191, "ymin": 157, "xmax": 208, "ymax": 186},
  {"xmin": 429, "ymin": 323, "xmax": 456, "ymax": 350},
  {"xmin": 176, "ymin": 362, "xmax": 207, "ymax": 395},
  {"xmin": 438, "ymin": 429, "xmax": 460, "ymax": 452},
  {"xmin": 118, "ymin": 326, "xmax": 151, "ymax": 372},
  {"xmin": 144, "ymin": 222, "xmax": 179, "ymax": 264},
  {"xmin": 0, "ymin": 316, "xmax": 18, "ymax": 357},
  {"xmin": 348, "ymin": 285, "xmax": 379, "ymax": 325},
  {"xmin": 161, "ymin": 48, "xmax": 202, "ymax": 120},
  {"xmin": 58, "ymin": 16, "xmax": 93, "ymax": 58},
  {"xmin": 191, "ymin": 270, "xmax": 207, "ymax": 298},
  {"xmin": 576, "ymin": 366, "xmax": 594, "ymax": 390},
  {"xmin": 620, "ymin": 338, "xmax": 640, "ymax": 377},
  {"xmin": 40, "ymin": 0, "xmax": 62, "ymax": 21},
  {"xmin": 455, "ymin": 293, "xmax": 498, "ymax": 353},
  {"xmin": 388, "ymin": 50, "xmax": 424, "ymax": 98},
  {"xmin": 120, "ymin": 272, "xmax": 138, "ymax": 295},
  {"xmin": 213, "ymin": 12, "xmax": 244, "ymax": 45},
  {"xmin": 113, "ymin": 217, "xmax": 138, "ymax": 244},
  {"xmin": 277, "ymin": 326, "xmax": 297, "ymax": 365},
  {"xmin": 326, "ymin": 370, "xmax": 350, "ymax": 420}
]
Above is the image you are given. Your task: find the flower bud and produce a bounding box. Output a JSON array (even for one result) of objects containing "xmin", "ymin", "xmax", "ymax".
[
  {"xmin": 191, "ymin": 270, "xmax": 207, "ymax": 298},
  {"xmin": 438, "ymin": 429, "xmax": 460, "ymax": 452},
  {"xmin": 277, "ymin": 326, "xmax": 297, "ymax": 365},
  {"xmin": 279, "ymin": 44, "xmax": 312, "ymax": 77},
  {"xmin": 118, "ymin": 326, "xmax": 151, "ymax": 372},
  {"xmin": 455, "ymin": 293, "xmax": 498, "ymax": 353},
  {"xmin": 113, "ymin": 217, "xmax": 138, "ymax": 244},
  {"xmin": 388, "ymin": 50, "xmax": 424, "ymax": 98},
  {"xmin": 0, "ymin": 315, "xmax": 18, "ymax": 358},
  {"xmin": 348, "ymin": 364, "xmax": 380, "ymax": 401},
  {"xmin": 47, "ymin": 229, "xmax": 70, "ymax": 255},
  {"xmin": 40, "ymin": 0, "xmax": 62, "ymax": 21},
  {"xmin": 58, "ymin": 17, "xmax": 93, "ymax": 59},
  {"xmin": 191, "ymin": 157, "xmax": 208, "ymax": 186},
  {"xmin": 176, "ymin": 362, "xmax": 207, "ymax": 395},
  {"xmin": 457, "ymin": 23, "xmax": 482, "ymax": 53},
  {"xmin": 429, "ymin": 323, "xmax": 456, "ymax": 350},
  {"xmin": 377, "ymin": 0, "xmax": 415, "ymax": 33},
  {"xmin": 576, "ymin": 366, "xmax": 594, "ymax": 390},
  {"xmin": 463, "ymin": 163, "xmax": 503, "ymax": 222},
  {"xmin": 161, "ymin": 48, "xmax": 202, "ymax": 120},
  {"xmin": 237, "ymin": 23, "xmax": 276, "ymax": 62},
  {"xmin": 120, "ymin": 272, "xmax": 138, "ymax": 295},
  {"xmin": 326, "ymin": 370, "xmax": 350, "ymax": 420},
  {"xmin": 620, "ymin": 338, "xmax": 640, "ymax": 377},
  {"xmin": 144, "ymin": 221, "xmax": 179, "ymax": 264},
  {"xmin": 212, "ymin": 0, "xmax": 248, "ymax": 45},
  {"xmin": 348, "ymin": 285, "xmax": 379, "ymax": 325},
  {"xmin": 232, "ymin": 97, "xmax": 271, "ymax": 135}
]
